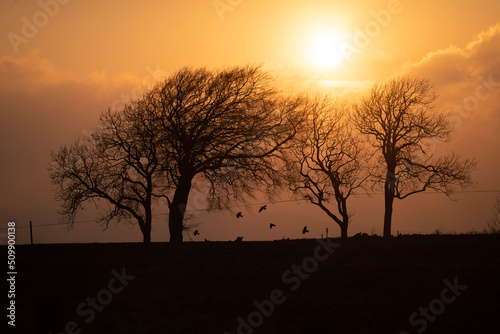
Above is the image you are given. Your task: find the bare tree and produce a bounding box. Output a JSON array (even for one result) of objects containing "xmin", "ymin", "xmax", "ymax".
[
  {"xmin": 49, "ymin": 66, "xmax": 303, "ymax": 244},
  {"xmin": 286, "ymin": 95, "xmax": 370, "ymax": 239},
  {"xmin": 488, "ymin": 193, "xmax": 500, "ymax": 234},
  {"xmin": 49, "ymin": 102, "xmax": 170, "ymax": 243},
  {"xmin": 141, "ymin": 66, "xmax": 305, "ymax": 243},
  {"xmin": 352, "ymin": 76, "xmax": 476, "ymax": 237}
]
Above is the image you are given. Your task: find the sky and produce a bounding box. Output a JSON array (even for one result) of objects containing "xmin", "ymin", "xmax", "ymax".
[{"xmin": 1, "ymin": 0, "xmax": 499, "ymax": 244}]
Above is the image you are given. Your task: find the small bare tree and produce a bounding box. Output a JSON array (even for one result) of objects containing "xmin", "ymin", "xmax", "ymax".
[
  {"xmin": 488, "ymin": 194, "xmax": 500, "ymax": 234},
  {"xmin": 352, "ymin": 76, "xmax": 476, "ymax": 237},
  {"xmin": 49, "ymin": 103, "xmax": 170, "ymax": 243},
  {"xmin": 287, "ymin": 95, "xmax": 370, "ymax": 239}
]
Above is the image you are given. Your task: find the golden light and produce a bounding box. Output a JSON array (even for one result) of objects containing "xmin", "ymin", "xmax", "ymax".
[{"xmin": 308, "ymin": 31, "xmax": 346, "ymax": 70}]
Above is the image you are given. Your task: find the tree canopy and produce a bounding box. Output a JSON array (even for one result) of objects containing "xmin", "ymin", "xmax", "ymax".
[
  {"xmin": 352, "ymin": 76, "xmax": 476, "ymax": 237},
  {"xmin": 50, "ymin": 66, "xmax": 306, "ymax": 242}
]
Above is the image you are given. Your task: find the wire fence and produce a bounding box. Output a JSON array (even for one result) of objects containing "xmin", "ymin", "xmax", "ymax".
[{"xmin": 1, "ymin": 189, "xmax": 499, "ymax": 231}]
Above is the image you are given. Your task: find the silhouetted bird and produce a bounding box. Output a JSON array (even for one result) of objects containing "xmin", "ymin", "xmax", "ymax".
[
  {"xmin": 270, "ymin": 223, "xmax": 276, "ymax": 229},
  {"xmin": 236, "ymin": 212, "xmax": 243, "ymax": 218},
  {"xmin": 259, "ymin": 205, "xmax": 267, "ymax": 213},
  {"xmin": 194, "ymin": 230, "xmax": 199, "ymax": 236},
  {"xmin": 235, "ymin": 236, "xmax": 243, "ymax": 242},
  {"xmin": 302, "ymin": 226, "xmax": 309, "ymax": 234}
]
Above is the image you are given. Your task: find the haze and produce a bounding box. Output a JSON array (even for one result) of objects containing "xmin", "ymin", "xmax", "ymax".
[{"xmin": 1, "ymin": 0, "xmax": 499, "ymax": 244}]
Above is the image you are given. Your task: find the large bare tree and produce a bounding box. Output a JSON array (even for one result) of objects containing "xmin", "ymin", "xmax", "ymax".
[
  {"xmin": 352, "ymin": 76, "xmax": 476, "ymax": 237},
  {"xmin": 287, "ymin": 95, "xmax": 370, "ymax": 239},
  {"xmin": 49, "ymin": 103, "xmax": 170, "ymax": 243},
  {"xmin": 141, "ymin": 66, "xmax": 305, "ymax": 243},
  {"xmin": 49, "ymin": 66, "xmax": 303, "ymax": 243}
]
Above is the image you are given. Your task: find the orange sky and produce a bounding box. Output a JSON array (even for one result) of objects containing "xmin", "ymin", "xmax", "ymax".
[{"xmin": 1, "ymin": 0, "xmax": 499, "ymax": 244}]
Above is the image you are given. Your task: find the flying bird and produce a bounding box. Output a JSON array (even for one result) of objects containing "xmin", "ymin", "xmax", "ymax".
[
  {"xmin": 302, "ymin": 226, "xmax": 309, "ymax": 234},
  {"xmin": 235, "ymin": 236, "xmax": 243, "ymax": 242},
  {"xmin": 193, "ymin": 230, "xmax": 199, "ymax": 236},
  {"xmin": 236, "ymin": 212, "xmax": 243, "ymax": 219},
  {"xmin": 259, "ymin": 205, "xmax": 267, "ymax": 213},
  {"xmin": 270, "ymin": 223, "xmax": 276, "ymax": 229}
]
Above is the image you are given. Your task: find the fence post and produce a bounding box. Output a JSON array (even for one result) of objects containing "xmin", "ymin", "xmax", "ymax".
[{"xmin": 30, "ymin": 220, "xmax": 33, "ymax": 245}]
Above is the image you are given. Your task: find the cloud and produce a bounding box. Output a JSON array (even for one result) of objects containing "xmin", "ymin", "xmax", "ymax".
[
  {"xmin": 401, "ymin": 23, "xmax": 500, "ymax": 192},
  {"xmin": 403, "ymin": 23, "xmax": 500, "ymax": 98},
  {"xmin": 262, "ymin": 60, "xmax": 373, "ymax": 100},
  {"xmin": 400, "ymin": 23, "xmax": 500, "ymax": 133},
  {"xmin": 0, "ymin": 50, "xmax": 147, "ymax": 94},
  {"xmin": 0, "ymin": 53, "xmax": 167, "ymax": 212}
]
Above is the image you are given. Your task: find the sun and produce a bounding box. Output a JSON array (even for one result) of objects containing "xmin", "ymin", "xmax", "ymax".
[{"xmin": 308, "ymin": 31, "xmax": 345, "ymax": 70}]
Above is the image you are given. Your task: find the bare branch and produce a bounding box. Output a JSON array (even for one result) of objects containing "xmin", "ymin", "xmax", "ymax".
[
  {"xmin": 285, "ymin": 94, "xmax": 370, "ymax": 238},
  {"xmin": 351, "ymin": 75, "xmax": 476, "ymax": 237}
]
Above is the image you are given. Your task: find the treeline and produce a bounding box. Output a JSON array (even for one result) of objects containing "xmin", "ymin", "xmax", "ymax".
[{"xmin": 49, "ymin": 66, "xmax": 476, "ymax": 243}]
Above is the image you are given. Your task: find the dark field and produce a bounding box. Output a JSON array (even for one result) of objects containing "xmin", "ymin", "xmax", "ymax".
[{"xmin": 8, "ymin": 235, "xmax": 500, "ymax": 334}]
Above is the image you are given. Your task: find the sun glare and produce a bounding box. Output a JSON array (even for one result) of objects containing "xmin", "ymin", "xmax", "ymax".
[{"xmin": 308, "ymin": 31, "xmax": 345, "ymax": 70}]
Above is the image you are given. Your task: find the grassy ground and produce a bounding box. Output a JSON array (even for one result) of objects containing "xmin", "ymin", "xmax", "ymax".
[{"xmin": 7, "ymin": 234, "xmax": 500, "ymax": 333}]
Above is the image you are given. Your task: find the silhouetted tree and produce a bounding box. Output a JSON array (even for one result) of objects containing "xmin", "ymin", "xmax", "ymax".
[
  {"xmin": 287, "ymin": 95, "xmax": 370, "ymax": 239},
  {"xmin": 50, "ymin": 66, "xmax": 304, "ymax": 243},
  {"xmin": 141, "ymin": 66, "xmax": 305, "ymax": 243},
  {"xmin": 488, "ymin": 193, "xmax": 500, "ymax": 234},
  {"xmin": 352, "ymin": 76, "xmax": 476, "ymax": 237},
  {"xmin": 49, "ymin": 103, "xmax": 170, "ymax": 243}
]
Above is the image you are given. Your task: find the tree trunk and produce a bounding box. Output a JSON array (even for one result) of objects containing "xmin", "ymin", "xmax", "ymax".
[
  {"xmin": 141, "ymin": 177, "xmax": 153, "ymax": 243},
  {"xmin": 143, "ymin": 210, "xmax": 152, "ymax": 243},
  {"xmin": 383, "ymin": 171, "xmax": 395, "ymax": 238},
  {"xmin": 142, "ymin": 228, "xmax": 151, "ymax": 243},
  {"xmin": 340, "ymin": 222, "xmax": 348, "ymax": 239},
  {"xmin": 383, "ymin": 192, "xmax": 394, "ymax": 237},
  {"xmin": 138, "ymin": 217, "xmax": 151, "ymax": 243},
  {"xmin": 339, "ymin": 212, "xmax": 349, "ymax": 239},
  {"xmin": 169, "ymin": 174, "xmax": 193, "ymax": 243}
]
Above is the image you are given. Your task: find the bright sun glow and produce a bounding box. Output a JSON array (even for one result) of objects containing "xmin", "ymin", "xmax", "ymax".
[{"xmin": 309, "ymin": 31, "xmax": 345, "ymax": 70}]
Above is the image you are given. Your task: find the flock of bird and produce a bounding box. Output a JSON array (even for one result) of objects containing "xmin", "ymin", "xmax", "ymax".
[{"xmin": 193, "ymin": 204, "xmax": 309, "ymax": 241}]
